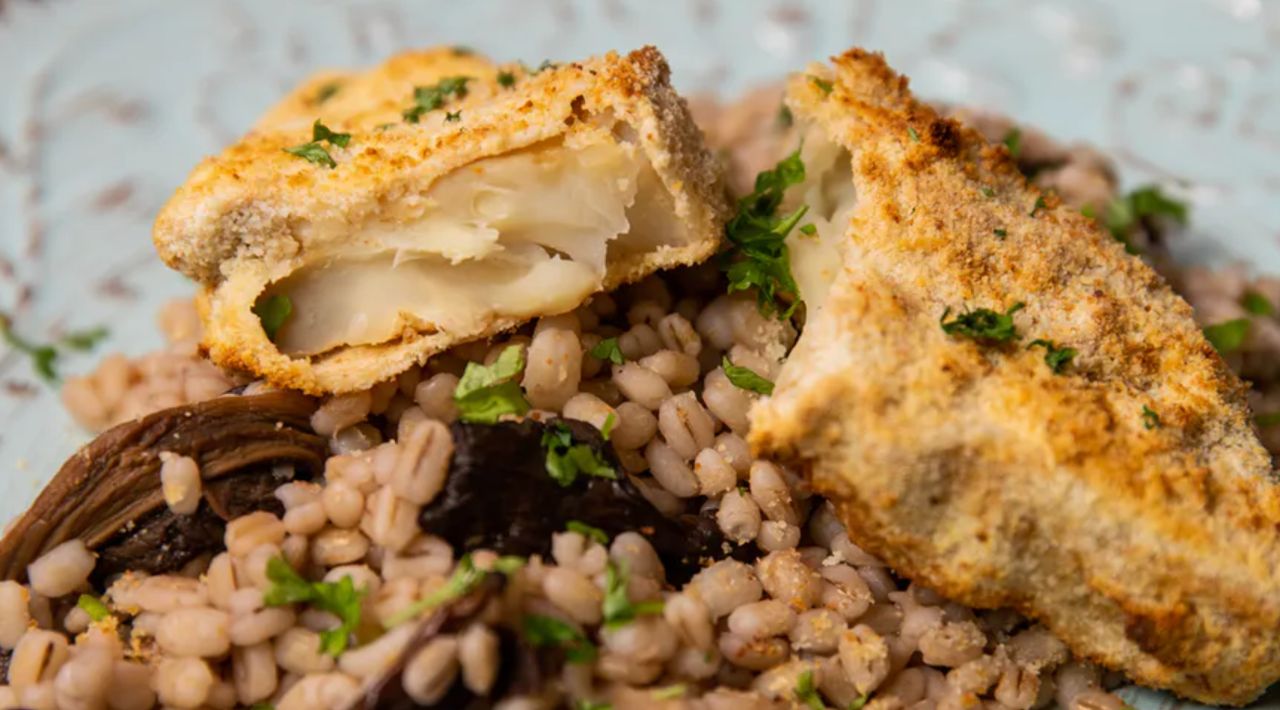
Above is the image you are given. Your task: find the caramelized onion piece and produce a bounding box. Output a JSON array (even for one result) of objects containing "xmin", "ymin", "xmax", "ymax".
[{"xmin": 0, "ymin": 391, "xmax": 326, "ymax": 583}]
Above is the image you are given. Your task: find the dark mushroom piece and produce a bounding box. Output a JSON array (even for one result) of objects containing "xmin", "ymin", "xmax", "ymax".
[
  {"xmin": 421, "ymin": 418, "xmax": 753, "ymax": 585},
  {"xmin": 0, "ymin": 391, "xmax": 327, "ymax": 584}
]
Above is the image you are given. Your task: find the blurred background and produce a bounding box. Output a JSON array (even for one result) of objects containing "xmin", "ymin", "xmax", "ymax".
[{"xmin": 0, "ymin": 2, "xmax": 1278, "ymax": 705}]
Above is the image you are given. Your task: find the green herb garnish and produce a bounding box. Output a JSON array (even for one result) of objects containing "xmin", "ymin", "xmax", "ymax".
[
  {"xmin": 403, "ymin": 76, "xmax": 471, "ymax": 123},
  {"xmin": 264, "ymin": 557, "xmax": 364, "ymax": 655},
  {"xmin": 1028, "ymin": 339, "xmax": 1077, "ymax": 374},
  {"xmin": 497, "ymin": 70, "xmax": 516, "ymax": 88},
  {"xmin": 723, "ymin": 148, "xmax": 808, "ymax": 318},
  {"xmin": 77, "ymin": 594, "xmax": 110, "ymax": 622},
  {"xmin": 253, "ymin": 295, "xmax": 293, "ymax": 341},
  {"xmin": 451, "ymin": 45, "xmax": 474, "ymax": 56},
  {"xmin": 1256, "ymin": 412, "xmax": 1280, "ymax": 428},
  {"xmin": 0, "ymin": 315, "xmax": 108, "ymax": 382},
  {"xmin": 590, "ymin": 337, "xmax": 624, "ymax": 365},
  {"xmin": 940, "ymin": 303, "xmax": 1024, "ymax": 344},
  {"xmin": 600, "ymin": 412, "xmax": 617, "ymax": 441},
  {"xmin": 1029, "ymin": 195, "xmax": 1047, "ymax": 217},
  {"xmin": 798, "ymin": 223, "xmax": 817, "ymax": 237},
  {"xmin": 1002, "ymin": 127, "xmax": 1022, "ymax": 158},
  {"xmin": 981, "ymin": 186, "xmax": 996, "ymax": 198},
  {"xmin": 542, "ymin": 421, "xmax": 617, "ymax": 487},
  {"xmin": 575, "ymin": 702, "xmax": 611, "ymax": 710},
  {"xmin": 283, "ymin": 119, "xmax": 350, "ymax": 168},
  {"xmin": 1203, "ymin": 318, "xmax": 1250, "ymax": 354},
  {"xmin": 1142, "ymin": 405, "xmax": 1162, "ymax": 430},
  {"xmin": 907, "ymin": 125, "xmax": 920, "ymax": 142},
  {"xmin": 566, "ymin": 520, "xmax": 609, "ymax": 545},
  {"xmin": 523, "ymin": 614, "xmax": 597, "ymax": 663},
  {"xmin": 313, "ymin": 82, "xmax": 341, "ymax": 105},
  {"xmin": 794, "ymin": 669, "xmax": 825, "ymax": 710},
  {"xmin": 445, "ymin": 110, "xmax": 461, "ymax": 122},
  {"xmin": 810, "ymin": 76, "xmax": 833, "ymax": 95},
  {"xmin": 383, "ymin": 554, "xmax": 488, "ymax": 628},
  {"xmin": 778, "ymin": 104, "xmax": 794, "ymax": 128},
  {"xmin": 652, "ymin": 684, "xmax": 687, "ymax": 700},
  {"xmin": 721, "ymin": 356, "xmax": 775, "ymax": 395},
  {"xmin": 1243, "ymin": 291, "xmax": 1275, "ymax": 317},
  {"xmin": 453, "ymin": 345, "xmax": 530, "ymax": 424},
  {"xmin": 1091, "ymin": 185, "xmax": 1189, "ymax": 254},
  {"xmin": 993, "ymin": 228, "xmax": 1007, "ymax": 239},
  {"xmin": 848, "ymin": 695, "xmax": 870, "ymax": 710},
  {"xmin": 602, "ymin": 561, "xmax": 663, "ymax": 629}
]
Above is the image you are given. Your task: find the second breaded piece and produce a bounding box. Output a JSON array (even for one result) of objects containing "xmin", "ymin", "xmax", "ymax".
[
  {"xmin": 749, "ymin": 49, "xmax": 1280, "ymax": 704},
  {"xmin": 154, "ymin": 46, "xmax": 726, "ymax": 394}
]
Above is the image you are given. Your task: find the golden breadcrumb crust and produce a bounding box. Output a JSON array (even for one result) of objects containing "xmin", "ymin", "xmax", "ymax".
[
  {"xmin": 154, "ymin": 46, "xmax": 727, "ymax": 394},
  {"xmin": 750, "ymin": 49, "xmax": 1279, "ymax": 705}
]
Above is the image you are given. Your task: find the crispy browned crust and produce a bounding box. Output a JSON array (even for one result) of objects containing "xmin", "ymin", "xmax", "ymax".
[
  {"xmin": 749, "ymin": 49, "xmax": 1280, "ymax": 705},
  {"xmin": 154, "ymin": 46, "xmax": 727, "ymax": 394}
]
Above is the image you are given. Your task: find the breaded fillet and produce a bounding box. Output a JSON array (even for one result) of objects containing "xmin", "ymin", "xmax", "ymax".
[
  {"xmin": 749, "ymin": 49, "xmax": 1280, "ymax": 704},
  {"xmin": 154, "ymin": 47, "xmax": 727, "ymax": 394}
]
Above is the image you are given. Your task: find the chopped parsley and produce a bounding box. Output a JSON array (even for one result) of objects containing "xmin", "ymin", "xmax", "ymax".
[
  {"xmin": 383, "ymin": 554, "xmax": 489, "ymax": 627},
  {"xmin": 252, "ymin": 295, "xmax": 292, "ymax": 341},
  {"xmin": 778, "ymin": 104, "xmax": 794, "ymax": 128},
  {"xmin": 723, "ymin": 148, "xmax": 808, "ymax": 318},
  {"xmin": 908, "ymin": 125, "xmax": 920, "ymax": 142},
  {"xmin": 721, "ymin": 356, "xmax": 775, "ymax": 395},
  {"xmin": 940, "ymin": 303, "xmax": 1024, "ymax": 344},
  {"xmin": 542, "ymin": 421, "xmax": 617, "ymax": 487},
  {"xmin": 1002, "ymin": 127, "xmax": 1022, "ymax": 158},
  {"xmin": 451, "ymin": 45, "xmax": 474, "ymax": 56},
  {"xmin": 799, "ymin": 223, "xmax": 817, "ymax": 237},
  {"xmin": 521, "ymin": 60, "xmax": 558, "ymax": 74},
  {"xmin": 1203, "ymin": 318, "xmax": 1250, "ymax": 354},
  {"xmin": 1142, "ymin": 405, "xmax": 1162, "ymax": 430},
  {"xmin": 1243, "ymin": 291, "xmax": 1275, "ymax": 317},
  {"xmin": 566, "ymin": 520, "xmax": 609, "ymax": 545},
  {"xmin": 651, "ymin": 685, "xmax": 687, "ymax": 700},
  {"xmin": 312, "ymin": 81, "xmax": 341, "ymax": 105},
  {"xmin": 602, "ymin": 561, "xmax": 663, "ymax": 629},
  {"xmin": 575, "ymin": 702, "xmax": 611, "ymax": 710},
  {"xmin": 1256, "ymin": 412, "xmax": 1280, "ymax": 428},
  {"xmin": 497, "ymin": 70, "xmax": 517, "ymax": 88},
  {"xmin": 794, "ymin": 669, "xmax": 825, "ymax": 710},
  {"xmin": 523, "ymin": 614, "xmax": 597, "ymax": 663},
  {"xmin": 77, "ymin": 594, "xmax": 110, "ymax": 622},
  {"xmin": 600, "ymin": 412, "xmax": 617, "ymax": 441},
  {"xmin": 1090, "ymin": 185, "xmax": 1189, "ymax": 254},
  {"xmin": 1028, "ymin": 339, "xmax": 1077, "ymax": 374},
  {"xmin": 981, "ymin": 186, "xmax": 996, "ymax": 198},
  {"xmin": 283, "ymin": 119, "xmax": 350, "ymax": 168},
  {"xmin": 993, "ymin": 228, "xmax": 1007, "ymax": 239},
  {"xmin": 403, "ymin": 76, "xmax": 471, "ymax": 123},
  {"xmin": 0, "ymin": 315, "xmax": 108, "ymax": 382},
  {"xmin": 264, "ymin": 557, "xmax": 364, "ymax": 655},
  {"xmin": 1029, "ymin": 195, "xmax": 1047, "ymax": 217},
  {"xmin": 810, "ymin": 76, "xmax": 833, "ymax": 95},
  {"xmin": 590, "ymin": 337, "xmax": 625, "ymax": 365},
  {"xmin": 445, "ymin": 110, "xmax": 461, "ymax": 122},
  {"xmin": 453, "ymin": 345, "xmax": 530, "ymax": 424},
  {"xmin": 849, "ymin": 695, "xmax": 870, "ymax": 710}
]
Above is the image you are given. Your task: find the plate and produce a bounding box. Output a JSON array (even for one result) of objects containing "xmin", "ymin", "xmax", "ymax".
[{"xmin": 1, "ymin": 2, "xmax": 1277, "ymax": 706}]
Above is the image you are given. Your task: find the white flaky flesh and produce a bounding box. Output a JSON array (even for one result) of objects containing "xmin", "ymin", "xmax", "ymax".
[
  {"xmin": 267, "ymin": 136, "xmax": 691, "ymax": 356},
  {"xmin": 786, "ymin": 124, "xmax": 856, "ymax": 318}
]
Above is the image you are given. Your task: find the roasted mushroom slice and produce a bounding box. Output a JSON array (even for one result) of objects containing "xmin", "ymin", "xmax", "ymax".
[
  {"xmin": 153, "ymin": 46, "xmax": 728, "ymax": 394},
  {"xmin": 0, "ymin": 391, "xmax": 326, "ymax": 584}
]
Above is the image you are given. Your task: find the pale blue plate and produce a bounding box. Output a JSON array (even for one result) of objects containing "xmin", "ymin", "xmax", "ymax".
[{"xmin": 1, "ymin": 1, "xmax": 1277, "ymax": 706}]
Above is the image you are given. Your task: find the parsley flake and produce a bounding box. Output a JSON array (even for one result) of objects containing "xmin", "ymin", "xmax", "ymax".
[
  {"xmin": 778, "ymin": 104, "xmax": 794, "ymax": 128},
  {"xmin": 940, "ymin": 303, "xmax": 1024, "ymax": 344},
  {"xmin": 542, "ymin": 421, "xmax": 617, "ymax": 487},
  {"xmin": 1242, "ymin": 291, "xmax": 1275, "ymax": 317},
  {"xmin": 575, "ymin": 702, "xmax": 611, "ymax": 710},
  {"xmin": 523, "ymin": 614, "xmax": 597, "ymax": 663},
  {"xmin": 600, "ymin": 412, "xmax": 617, "ymax": 441},
  {"xmin": 794, "ymin": 669, "xmax": 825, "ymax": 710},
  {"xmin": 1203, "ymin": 318, "xmax": 1250, "ymax": 354},
  {"xmin": 849, "ymin": 695, "xmax": 870, "ymax": 710},
  {"xmin": 445, "ymin": 110, "xmax": 461, "ymax": 122},
  {"xmin": 520, "ymin": 60, "xmax": 558, "ymax": 75},
  {"xmin": 1091, "ymin": 185, "xmax": 1189, "ymax": 254},
  {"xmin": 0, "ymin": 315, "xmax": 108, "ymax": 383},
  {"xmin": 723, "ymin": 148, "xmax": 808, "ymax": 318},
  {"xmin": 652, "ymin": 684, "xmax": 688, "ymax": 700},
  {"xmin": 1002, "ymin": 127, "xmax": 1022, "ymax": 158},
  {"xmin": 810, "ymin": 76, "xmax": 833, "ymax": 95},
  {"xmin": 590, "ymin": 337, "xmax": 625, "ymax": 365},
  {"xmin": 1142, "ymin": 405, "xmax": 1162, "ymax": 430},
  {"xmin": 1029, "ymin": 195, "xmax": 1047, "ymax": 217},
  {"xmin": 1256, "ymin": 412, "xmax": 1280, "ymax": 428},
  {"xmin": 384, "ymin": 554, "xmax": 493, "ymax": 627},
  {"xmin": 566, "ymin": 520, "xmax": 609, "ymax": 545},
  {"xmin": 993, "ymin": 228, "xmax": 1007, "ymax": 239},
  {"xmin": 799, "ymin": 223, "xmax": 817, "ymax": 237},
  {"xmin": 453, "ymin": 345, "xmax": 530, "ymax": 424},
  {"xmin": 313, "ymin": 81, "xmax": 341, "ymax": 105},
  {"xmin": 722, "ymin": 356, "xmax": 775, "ymax": 395},
  {"xmin": 310, "ymin": 120, "xmax": 350, "ymax": 148},
  {"xmin": 451, "ymin": 45, "xmax": 474, "ymax": 56},
  {"xmin": 77, "ymin": 594, "xmax": 110, "ymax": 622},
  {"xmin": 404, "ymin": 76, "xmax": 471, "ymax": 123},
  {"xmin": 497, "ymin": 70, "xmax": 517, "ymax": 88},
  {"xmin": 981, "ymin": 186, "xmax": 996, "ymax": 198},
  {"xmin": 252, "ymin": 295, "xmax": 292, "ymax": 342},
  {"xmin": 282, "ymin": 120, "xmax": 350, "ymax": 168},
  {"xmin": 1029, "ymin": 339, "xmax": 1077, "ymax": 374},
  {"xmin": 264, "ymin": 557, "xmax": 365, "ymax": 655},
  {"xmin": 602, "ymin": 561, "xmax": 663, "ymax": 629},
  {"xmin": 908, "ymin": 125, "xmax": 920, "ymax": 142}
]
